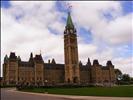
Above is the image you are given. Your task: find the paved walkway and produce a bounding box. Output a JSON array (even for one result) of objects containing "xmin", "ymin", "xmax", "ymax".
[
  {"xmin": 1, "ymin": 88, "xmax": 72, "ymax": 100},
  {"xmin": 1, "ymin": 88, "xmax": 133, "ymax": 100}
]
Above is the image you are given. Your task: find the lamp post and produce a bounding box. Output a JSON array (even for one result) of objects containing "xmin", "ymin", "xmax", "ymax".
[{"xmin": 44, "ymin": 80, "xmax": 48, "ymax": 93}]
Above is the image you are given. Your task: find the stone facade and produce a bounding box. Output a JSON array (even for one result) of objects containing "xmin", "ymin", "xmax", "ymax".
[{"xmin": 3, "ymin": 12, "xmax": 116, "ymax": 86}]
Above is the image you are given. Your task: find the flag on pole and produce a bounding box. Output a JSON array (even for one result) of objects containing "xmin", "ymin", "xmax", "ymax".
[{"xmin": 66, "ymin": 3, "xmax": 72, "ymax": 12}]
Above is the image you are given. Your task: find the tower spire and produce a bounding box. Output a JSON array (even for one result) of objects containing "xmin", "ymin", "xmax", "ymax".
[
  {"xmin": 66, "ymin": 12, "xmax": 74, "ymax": 29},
  {"xmin": 66, "ymin": 3, "xmax": 74, "ymax": 29}
]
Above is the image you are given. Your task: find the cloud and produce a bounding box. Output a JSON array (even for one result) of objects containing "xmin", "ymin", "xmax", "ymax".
[
  {"xmin": 70, "ymin": 1, "xmax": 122, "ymax": 28},
  {"xmin": 70, "ymin": 1, "xmax": 132, "ymax": 46},
  {"xmin": 103, "ymin": 13, "xmax": 132, "ymax": 45},
  {"xmin": 1, "ymin": 1, "xmax": 65, "ymax": 63},
  {"xmin": 113, "ymin": 57, "xmax": 133, "ymax": 77},
  {"xmin": 68, "ymin": 1, "xmax": 132, "ymax": 76}
]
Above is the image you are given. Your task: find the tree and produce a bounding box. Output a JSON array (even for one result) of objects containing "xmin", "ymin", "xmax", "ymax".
[
  {"xmin": 122, "ymin": 74, "xmax": 130, "ymax": 82},
  {"xmin": 130, "ymin": 77, "xmax": 133, "ymax": 81},
  {"xmin": 115, "ymin": 69, "xmax": 122, "ymax": 81}
]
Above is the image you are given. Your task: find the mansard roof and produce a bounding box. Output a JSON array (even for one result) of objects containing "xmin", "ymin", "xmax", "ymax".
[
  {"xmin": 34, "ymin": 54, "xmax": 44, "ymax": 63},
  {"xmin": 107, "ymin": 60, "xmax": 113, "ymax": 66},
  {"xmin": 80, "ymin": 65, "xmax": 90, "ymax": 71},
  {"xmin": 101, "ymin": 66, "xmax": 109, "ymax": 70},
  {"xmin": 34, "ymin": 54, "xmax": 43, "ymax": 60},
  {"xmin": 93, "ymin": 59, "xmax": 99, "ymax": 65},
  {"xmin": 44, "ymin": 63, "xmax": 64, "ymax": 70},
  {"xmin": 18, "ymin": 61, "xmax": 33, "ymax": 67},
  {"xmin": 9, "ymin": 52, "xmax": 17, "ymax": 59}
]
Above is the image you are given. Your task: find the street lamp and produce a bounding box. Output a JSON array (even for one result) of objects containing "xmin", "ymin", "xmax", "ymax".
[{"xmin": 44, "ymin": 80, "xmax": 48, "ymax": 93}]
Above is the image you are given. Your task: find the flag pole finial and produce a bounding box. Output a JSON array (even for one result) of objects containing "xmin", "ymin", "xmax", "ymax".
[
  {"xmin": 67, "ymin": 3, "xmax": 72, "ymax": 14},
  {"xmin": 40, "ymin": 50, "xmax": 41, "ymax": 55}
]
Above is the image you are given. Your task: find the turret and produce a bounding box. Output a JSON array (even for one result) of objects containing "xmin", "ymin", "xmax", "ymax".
[
  {"xmin": 4, "ymin": 55, "xmax": 8, "ymax": 63},
  {"xmin": 93, "ymin": 59, "xmax": 99, "ymax": 66},
  {"xmin": 79, "ymin": 61, "xmax": 82, "ymax": 66},
  {"xmin": 86, "ymin": 58, "xmax": 91, "ymax": 66},
  {"xmin": 34, "ymin": 54, "xmax": 44, "ymax": 85},
  {"xmin": 18, "ymin": 56, "xmax": 21, "ymax": 61},
  {"xmin": 106, "ymin": 60, "xmax": 114, "ymax": 68},
  {"xmin": 51, "ymin": 58, "xmax": 56, "ymax": 64},
  {"xmin": 106, "ymin": 60, "xmax": 115, "ymax": 85},
  {"xmin": 9, "ymin": 52, "xmax": 17, "ymax": 60},
  {"xmin": 34, "ymin": 54, "xmax": 44, "ymax": 63},
  {"xmin": 30, "ymin": 52, "xmax": 33, "ymax": 58},
  {"xmin": 29, "ymin": 52, "xmax": 33, "ymax": 62},
  {"xmin": 6, "ymin": 52, "xmax": 18, "ymax": 85},
  {"xmin": 48, "ymin": 59, "xmax": 50, "ymax": 63}
]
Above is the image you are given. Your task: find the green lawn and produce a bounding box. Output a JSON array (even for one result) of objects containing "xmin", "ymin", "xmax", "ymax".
[{"xmin": 21, "ymin": 85, "xmax": 133, "ymax": 97}]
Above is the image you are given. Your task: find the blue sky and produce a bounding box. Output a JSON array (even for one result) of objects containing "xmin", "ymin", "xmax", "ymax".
[
  {"xmin": 1, "ymin": 1, "xmax": 11, "ymax": 8},
  {"xmin": 121, "ymin": 1, "xmax": 133, "ymax": 14},
  {"xmin": 1, "ymin": 1, "xmax": 133, "ymax": 76}
]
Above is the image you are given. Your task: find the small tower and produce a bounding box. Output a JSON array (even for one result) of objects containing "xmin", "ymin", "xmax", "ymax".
[
  {"xmin": 30, "ymin": 52, "xmax": 33, "ymax": 58},
  {"xmin": 29, "ymin": 52, "xmax": 33, "ymax": 61},
  {"xmin": 18, "ymin": 56, "xmax": 21, "ymax": 61},
  {"xmin": 64, "ymin": 12, "xmax": 80, "ymax": 83},
  {"xmin": 86, "ymin": 58, "xmax": 91, "ymax": 66},
  {"xmin": 90, "ymin": 59, "xmax": 102, "ymax": 84},
  {"xmin": 4, "ymin": 52, "xmax": 18, "ymax": 85},
  {"xmin": 34, "ymin": 54, "xmax": 44, "ymax": 85},
  {"xmin": 4, "ymin": 55, "xmax": 8, "ymax": 63},
  {"xmin": 106, "ymin": 60, "xmax": 116, "ymax": 85},
  {"xmin": 51, "ymin": 58, "xmax": 56, "ymax": 64},
  {"xmin": 3, "ymin": 55, "xmax": 8, "ymax": 84}
]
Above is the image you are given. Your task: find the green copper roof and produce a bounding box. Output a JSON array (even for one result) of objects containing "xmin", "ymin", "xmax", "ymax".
[
  {"xmin": 4, "ymin": 55, "xmax": 8, "ymax": 62},
  {"xmin": 18, "ymin": 56, "xmax": 21, "ymax": 60},
  {"xmin": 66, "ymin": 12, "xmax": 74, "ymax": 29}
]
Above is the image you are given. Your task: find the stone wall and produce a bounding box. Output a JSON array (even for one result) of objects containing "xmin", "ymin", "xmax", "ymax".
[
  {"xmin": 44, "ymin": 69, "xmax": 64, "ymax": 84},
  {"xmin": 18, "ymin": 66, "xmax": 34, "ymax": 84},
  {"xmin": 44, "ymin": 63, "xmax": 65, "ymax": 84},
  {"xmin": 80, "ymin": 66, "xmax": 90, "ymax": 84}
]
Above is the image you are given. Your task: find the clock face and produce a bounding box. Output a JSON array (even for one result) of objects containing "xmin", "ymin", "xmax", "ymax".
[
  {"xmin": 67, "ymin": 30, "xmax": 69, "ymax": 34},
  {"xmin": 70, "ymin": 29, "xmax": 73, "ymax": 33}
]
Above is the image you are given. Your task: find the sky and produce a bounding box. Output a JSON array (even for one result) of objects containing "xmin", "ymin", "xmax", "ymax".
[{"xmin": 1, "ymin": 1, "xmax": 133, "ymax": 77}]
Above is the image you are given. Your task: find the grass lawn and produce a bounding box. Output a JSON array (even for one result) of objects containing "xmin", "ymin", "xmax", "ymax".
[{"xmin": 21, "ymin": 85, "xmax": 133, "ymax": 97}]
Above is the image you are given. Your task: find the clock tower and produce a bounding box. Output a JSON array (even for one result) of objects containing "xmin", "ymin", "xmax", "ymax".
[{"xmin": 64, "ymin": 12, "xmax": 80, "ymax": 83}]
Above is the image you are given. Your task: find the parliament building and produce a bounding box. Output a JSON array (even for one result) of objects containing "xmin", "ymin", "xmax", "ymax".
[{"xmin": 3, "ymin": 12, "xmax": 116, "ymax": 86}]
